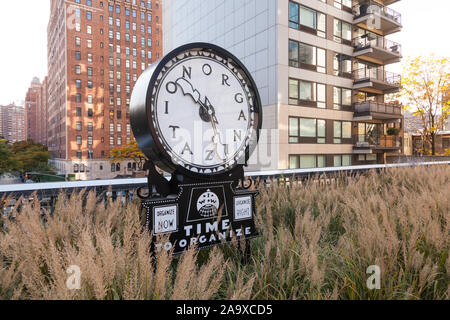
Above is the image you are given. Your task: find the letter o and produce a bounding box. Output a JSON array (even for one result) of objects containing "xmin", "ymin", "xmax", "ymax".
[
  {"xmin": 166, "ymin": 81, "xmax": 177, "ymax": 94},
  {"xmin": 179, "ymin": 239, "xmax": 187, "ymax": 248},
  {"xmin": 202, "ymin": 64, "xmax": 212, "ymax": 76}
]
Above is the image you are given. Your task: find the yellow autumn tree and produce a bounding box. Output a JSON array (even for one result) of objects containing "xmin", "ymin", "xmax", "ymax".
[
  {"xmin": 401, "ymin": 55, "xmax": 450, "ymax": 155},
  {"xmin": 110, "ymin": 140, "xmax": 147, "ymax": 170}
]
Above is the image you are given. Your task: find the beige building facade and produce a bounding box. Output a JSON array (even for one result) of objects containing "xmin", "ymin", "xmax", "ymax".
[{"xmin": 163, "ymin": 0, "xmax": 404, "ymax": 171}]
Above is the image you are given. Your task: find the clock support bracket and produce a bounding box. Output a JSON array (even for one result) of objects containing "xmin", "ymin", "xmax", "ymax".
[{"xmin": 137, "ymin": 160, "xmax": 253, "ymax": 200}]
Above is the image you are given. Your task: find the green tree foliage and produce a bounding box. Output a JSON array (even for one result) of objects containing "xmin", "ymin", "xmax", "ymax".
[
  {"xmin": 0, "ymin": 139, "xmax": 53, "ymax": 175},
  {"xmin": 0, "ymin": 139, "xmax": 16, "ymax": 174}
]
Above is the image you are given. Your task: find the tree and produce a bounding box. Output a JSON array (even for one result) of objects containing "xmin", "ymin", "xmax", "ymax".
[
  {"xmin": 401, "ymin": 55, "xmax": 450, "ymax": 155},
  {"xmin": 0, "ymin": 139, "xmax": 16, "ymax": 174},
  {"xmin": 10, "ymin": 140, "xmax": 53, "ymax": 174},
  {"xmin": 110, "ymin": 140, "xmax": 147, "ymax": 170}
]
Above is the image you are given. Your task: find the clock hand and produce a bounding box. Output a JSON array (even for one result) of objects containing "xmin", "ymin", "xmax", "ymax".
[
  {"xmin": 175, "ymin": 78, "xmax": 227, "ymax": 154},
  {"xmin": 176, "ymin": 78, "xmax": 219, "ymax": 123},
  {"xmin": 175, "ymin": 78, "xmax": 206, "ymax": 111}
]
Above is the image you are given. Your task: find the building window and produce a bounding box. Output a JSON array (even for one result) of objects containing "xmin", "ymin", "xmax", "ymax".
[
  {"xmin": 333, "ymin": 54, "xmax": 352, "ymax": 78},
  {"xmin": 75, "ymin": 51, "xmax": 81, "ymax": 60},
  {"xmin": 358, "ymin": 154, "xmax": 377, "ymax": 162},
  {"xmin": 87, "ymin": 80, "xmax": 93, "ymax": 89},
  {"xmin": 334, "ymin": 19, "xmax": 352, "ymax": 44},
  {"xmin": 333, "ymin": 87, "xmax": 352, "ymax": 110},
  {"xmin": 74, "ymin": 164, "xmax": 79, "ymax": 173},
  {"xmin": 289, "ymin": 78, "xmax": 326, "ymax": 108},
  {"xmin": 76, "ymin": 94, "xmax": 82, "ymax": 103},
  {"xmin": 289, "ymin": 117, "xmax": 326, "ymax": 143},
  {"xmin": 87, "ymin": 11, "xmax": 92, "ymax": 20},
  {"xmin": 289, "ymin": 3, "xmax": 326, "ymax": 38},
  {"xmin": 75, "ymin": 65, "xmax": 81, "ymax": 74},
  {"xmin": 334, "ymin": 0, "xmax": 352, "ymax": 10},
  {"xmin": 76, "ymin": 136, "xmax": 82, "ymax": 145},
  {"xmin": 88, "ymin": 109, "xmax": 93, "ymax": 117},
  {"xmin": 88, "ymin": 136, "xmax": 93, "ymax": 146},
  {"xmin": 289, "ymin": 40, "xmax": 326, "ymax": 73},
  {"xmin": 76, "ymin": 121, "xmax": 82, "ymax": 131},
  {"xmin": 334, "ymin": 155, "xmax": 352, "ymax": 167},
  {"xmin": 111, "ymin": 163, "xmax": 116, "ymax": 172},
  {"xmin": 76, "ymin": 79, "xmax": 81, "ymax": 89},
  {"xmin": 76, "ymin": 107, "xmax": 82, "ymax": 117},
  {"xmin": 88, "ymin": 122, "xmax": 93, "ymax": 133},
  {"xmin": 334, "ymin": 121, "xmax": 352, "ymax": 143},
  {"xmin": 289, "ymin": 155, "xmax": 326, "ymax": 169}
]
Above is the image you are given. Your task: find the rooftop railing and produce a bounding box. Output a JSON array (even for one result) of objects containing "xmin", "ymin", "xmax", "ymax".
[
  {"xmin": 353, "ymin": 67, "xmax": 401, "ymax": 86},
  {"xmin": 353, "ymin": 35, "xmax": 402, "ymax": 55},
  {"xmin": 356, "ymin": 134, "xmax": 402, "ymax": 148},
  {"xmin": 353, "ymin": 1, "xmax": 402, "ymax": 24},
  {"xmin": 354, "ymin": 101, "xmax": 403, "ymax": 115}
]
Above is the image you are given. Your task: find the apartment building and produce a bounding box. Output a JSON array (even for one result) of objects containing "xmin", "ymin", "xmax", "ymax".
[
  {"xmin": 47, "ymin": 0, "xmax": 162, "ymax": 180},
  {"xmin": 163, "ymin": 0, "xmax": 403, "ymax": 170},
  {"xmin": 25, "ymin": 77, "xmax": 43, "ymax": 143},
  {"xmin": 24, "ymin": 77, "xmax": 49, "ymax": 146},
  {"xmin": 0, "ymin": 103, "xmax": 25, "ymax": 143}
]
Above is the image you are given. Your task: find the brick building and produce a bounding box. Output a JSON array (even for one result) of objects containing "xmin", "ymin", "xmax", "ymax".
[
  {"xmin": 24, "ymin": 77, "xmax": 49, "ymax": 146},
  {"xmin": 0, "ymin": 103, "xmax": 25, "ymax": 143},
  {"xmin": 47, "ymin": 0, "xmax": 162, "ymax": 180},
  {"xmin": 24, "ymin": 77, "xmax": 42, "ymax": 143}
]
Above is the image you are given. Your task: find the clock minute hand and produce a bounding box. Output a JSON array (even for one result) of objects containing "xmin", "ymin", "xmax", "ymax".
[
  {"xmin": 176, "ymin": 78, "xmax": 204, "ymax": 108},
  {"xmin": 175, "ymin": 77, "xmax": 225, "ymax": 147}
]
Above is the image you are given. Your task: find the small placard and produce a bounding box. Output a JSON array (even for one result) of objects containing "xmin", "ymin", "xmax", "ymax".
[
  {"xmin": 234, "ymin": 196, "xmax": 253, "ymax": 221},
  {"xmin": 153, "ymin": 205, "xmax": 178, "ymax": 234}
]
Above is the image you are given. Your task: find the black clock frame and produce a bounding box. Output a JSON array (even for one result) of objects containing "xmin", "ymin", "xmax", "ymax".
[{"xmin": 130, "ymin": 42, "xmax": 262, "ymax": 188}]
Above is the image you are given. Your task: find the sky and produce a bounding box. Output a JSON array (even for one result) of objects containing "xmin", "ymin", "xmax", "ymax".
[{"xmin": 0, "ymin": 0, "xmax": 449, "ymax": 105}]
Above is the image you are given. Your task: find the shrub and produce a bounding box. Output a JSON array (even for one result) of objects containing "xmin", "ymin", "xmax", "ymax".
[{"xmin": 0, "ymin": 166, "xmax": 448, "ymax": 300}]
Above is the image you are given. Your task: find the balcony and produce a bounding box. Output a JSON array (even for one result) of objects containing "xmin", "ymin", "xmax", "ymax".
[
  {"xmin": 353, "ymin": 1, "xmax": 402, "ymax": 35},
  {"xmin": 353, "ymin": 67, "xmax": 401, "ymax": 94},
  {"xmin": 353, "ymin": 101, "xmax": 403, "ymax": 121},
  {"xmin": 376, "ymin": 0, "xmax": 401, "ymax": 5},
  {"xmin": 353, "ymin": 35, "xmax": 402, "ymax": 65},
  {"xmin": 354, "ymin": 134, "xmax": 402, "ymax": 154}
]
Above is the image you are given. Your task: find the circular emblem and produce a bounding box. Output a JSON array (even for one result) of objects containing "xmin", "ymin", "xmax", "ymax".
[
  {"xmin": 130, "ymin": 43, "xmax": 262, "ymax": 178},
  {"xmin": 196, "ymin": 189, "xmax": 220, "ymax": 218}
]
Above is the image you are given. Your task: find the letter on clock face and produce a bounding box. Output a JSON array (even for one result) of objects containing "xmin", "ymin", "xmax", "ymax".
[{"xmin": 235, "ymin": 93, "xmax": 244, "ymax": 103}]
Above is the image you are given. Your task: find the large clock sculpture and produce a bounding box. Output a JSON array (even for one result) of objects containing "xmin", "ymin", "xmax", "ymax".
[{"xmin": 130, "ymin": 43, "xmax": 262, "ymax": 254}]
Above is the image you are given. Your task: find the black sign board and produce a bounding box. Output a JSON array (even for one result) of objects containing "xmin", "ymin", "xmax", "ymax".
[{"xmin": 142, "ymin": 181, "xmax": 258, "ymax": 254}]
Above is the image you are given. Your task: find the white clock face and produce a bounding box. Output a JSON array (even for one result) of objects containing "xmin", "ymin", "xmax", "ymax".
[{"xmin": 149, "ymin": 49, "xmax": 257, "ymax": 175}]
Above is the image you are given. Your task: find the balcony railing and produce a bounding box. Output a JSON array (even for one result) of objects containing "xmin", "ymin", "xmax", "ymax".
[
  {"xmin": 353, "ymin": 35, "xmax": 402, "ymax": 55},
  {"xmin": 353, "ymin": 1, "xmax": 402, "ymax": 25},
  {"xmin": 354, "ymin": 101, "xmax": 403, "ymax": 115},
  {"xmin": 353, "ymin": 67, "xmax": 401, "ymax": 86},
  {"xmin": 356, "ymin": 134, "xmax": 402, "ymax": 149}
]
